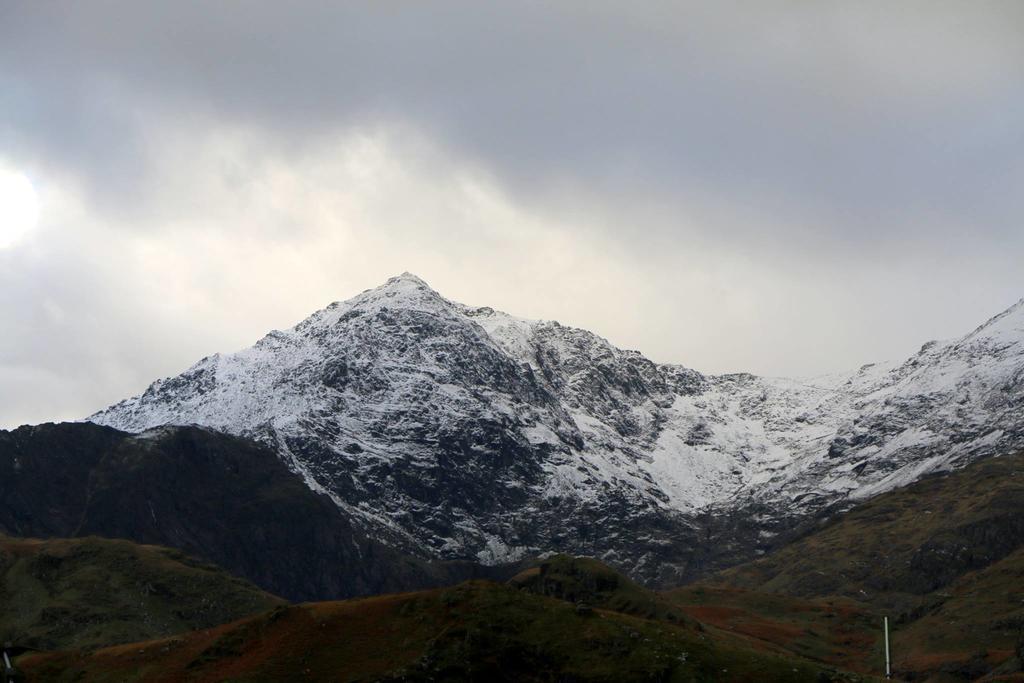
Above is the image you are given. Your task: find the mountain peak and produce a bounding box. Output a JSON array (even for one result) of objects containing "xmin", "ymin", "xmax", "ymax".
[
  {"xmin": 366, "ymin": 272, "xmax": 441, "ymax": 301},
  {"xmin": 962, "ymin": 296, "xmax": 1024, "ymax": 343},
  {"xmin": 88, "ymin": 274, "xmax": 1024, "ymax": 588},
  {"xmin": 355, "ymin": 271, "xmax": 447, "ymax": 309},
  {"xmin": 996, "ymin": 296, "xmax": 1024, "ymax": 321},
  {"xmin": 323, "ymin": 272, "xmax": 446, "ymax": 316},
  {"xmin": 384, "ymin": 272, "xmax": 431, "ymax": 288}
]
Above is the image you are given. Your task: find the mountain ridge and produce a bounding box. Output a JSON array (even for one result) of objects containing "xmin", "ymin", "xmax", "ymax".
[{"xmin": 89, "ymin": 274, "xmax": 1024, "ymax": 584}]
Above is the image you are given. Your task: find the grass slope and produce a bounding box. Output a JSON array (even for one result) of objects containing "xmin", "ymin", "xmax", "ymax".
[
  {"xmin": 889, "ymin": 547, "xmax": 1024, "ymax": 678},
  {"xmin": 716, "ymin": 452, "xmax": 1024, "ymax": 605},
  {"xmin": 20, "ymin": 579, "xmax": 875, "ymax": 682},
  {"xmin": 0, "ymin": 535, "xmax": 281, "ymax": 651},
  {"xmin": 701, "ymin": 451, "xmax": 1024, "ymax": 679},
  {"xmin": 666, "ymin": 585, "xmax": 881, "ymax": 676},
  {"xmin": 509, "ymin": 554, "xmax": 692, "ymax": 623}
]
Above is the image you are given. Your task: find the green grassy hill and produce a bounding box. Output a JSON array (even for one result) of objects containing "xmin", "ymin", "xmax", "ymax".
[
  {"xmin": 666, "ymin": 585, "xmax": 882, "ymax": 677},
  {"xmin": 0, "ymin": 535, "xmax": 281, "ymax": 651},
  {"xmin": 509, "ymin": 554, "xmax": 691, "ymax": 623},
  {"xmin": 20, "ymin": 578, "xmax": 875, "ymax": 682},
  {"xmin": 695, "ymin": 451, "xmax": 1024, "ymax": 679},
  {"xmin": 715, "ymin": 452, "xmax": 1024, "ymax": 604}
]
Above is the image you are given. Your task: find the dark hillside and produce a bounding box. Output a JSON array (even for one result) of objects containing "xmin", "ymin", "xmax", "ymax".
[
  {"xmin": 20, "ymin": 577, "xmax": 875, "ymax": 682},
  {"xmin": 0, "ymin": 535, "xmax": 281, "ymax": 651},
  {"xmin": 0, "ymin": 422, "xmax": 509, "ymax": 602}
]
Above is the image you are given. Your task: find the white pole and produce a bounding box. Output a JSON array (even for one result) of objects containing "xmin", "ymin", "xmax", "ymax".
[{"xmin": 884, "ymin": 616, "xmax": 891, "ymax": 679}]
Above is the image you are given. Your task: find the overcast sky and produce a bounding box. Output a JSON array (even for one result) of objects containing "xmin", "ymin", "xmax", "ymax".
[{"xmin": 1, "ymin": 2, "xmax": 1023, "ymax": 428}]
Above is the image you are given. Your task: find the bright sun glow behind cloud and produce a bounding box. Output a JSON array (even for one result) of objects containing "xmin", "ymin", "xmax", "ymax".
[{"xmin": 0, "ymin": 166, "xmax": 39, "ymax": 248}]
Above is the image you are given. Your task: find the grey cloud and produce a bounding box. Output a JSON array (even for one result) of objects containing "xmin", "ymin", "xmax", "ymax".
[
  {"xmin": 0, "ymin": 2, "xmax": 1023, "ymax": 427},
  {"xmin": 4, "ymin": 2, "xmax": 1024, "ymax": 241}
]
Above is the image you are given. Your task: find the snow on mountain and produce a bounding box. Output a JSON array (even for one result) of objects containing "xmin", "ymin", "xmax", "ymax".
[
  {"xmin": 89, "ymin": 274, "xmax": 1024, "ymax": 581},
  {"xmin": 787, "ymin": 298, "xmax": 1024, "ymax": 504}
]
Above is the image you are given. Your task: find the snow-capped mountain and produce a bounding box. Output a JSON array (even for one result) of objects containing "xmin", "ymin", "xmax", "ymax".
[{"xmin": 89, "ymin": 274, "xmax": 1024, "ymax": 583}]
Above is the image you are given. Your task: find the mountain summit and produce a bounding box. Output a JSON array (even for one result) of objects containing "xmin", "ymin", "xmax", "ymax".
[{"xmin": 90, "ymin": 276, "xmax": 1024, "ymax": 583}]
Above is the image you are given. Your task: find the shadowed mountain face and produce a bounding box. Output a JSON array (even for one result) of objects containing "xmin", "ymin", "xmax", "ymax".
[
  {"xmin": 89, "ymin": 273, "xmax": 1024, "ymax": 585},
  {"xmin": 0, "ymin": 422, "xmax": 511, "ymax": 602}
]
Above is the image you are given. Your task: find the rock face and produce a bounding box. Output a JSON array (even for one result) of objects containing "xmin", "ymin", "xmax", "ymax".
[{"xmin": 89, "ymin": 273, "xmax": 1024, "ymax": 584}]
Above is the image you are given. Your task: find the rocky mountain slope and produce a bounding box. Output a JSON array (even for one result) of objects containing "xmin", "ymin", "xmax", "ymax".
[
  {"xmin": 89, "ymin": 273, "xmax": 1024, "ymax": 584},
  {"xmin": 0, "ymin": 422, "xmax": 510, "ymax": 601}
]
